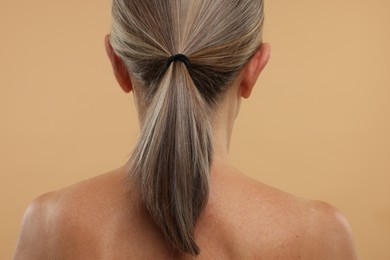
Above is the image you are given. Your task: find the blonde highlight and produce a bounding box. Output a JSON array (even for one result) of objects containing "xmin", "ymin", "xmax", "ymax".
[{"xmin": 109, "ymin": 0, "xmax": 264, "ymax": 255}]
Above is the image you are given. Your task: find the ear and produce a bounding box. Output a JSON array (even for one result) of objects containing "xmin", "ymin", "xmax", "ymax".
[
  {"xmin": 240, "ymin": 43, "xmax": 271, "ymax": 98},
  {"xmin": 104, "ymin": 34, "xmax": 133, "ymax": 93}
]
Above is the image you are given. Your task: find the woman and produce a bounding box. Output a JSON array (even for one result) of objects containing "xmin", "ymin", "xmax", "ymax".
[{"xmin": 14, "ymin": 0, "xmax": 357, "ymax": 259}]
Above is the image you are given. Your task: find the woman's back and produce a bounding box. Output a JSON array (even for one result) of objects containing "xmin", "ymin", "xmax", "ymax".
[
  {"xmin": 14, "ymin": 0, "xmax": 357, "ymax": 258},
  {"xmin": 15, "ymin": 163, "xmax": 356, "ymax": 259}
]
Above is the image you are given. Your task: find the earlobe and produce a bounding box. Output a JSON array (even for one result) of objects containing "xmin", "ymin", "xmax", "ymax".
[
  {"xmin": 104, "ymin": 34, "xmax": 133, "ymax": 93},
  {"xmin": 240, "ymin": 43, "xmax": 271, "ymax": 99}
]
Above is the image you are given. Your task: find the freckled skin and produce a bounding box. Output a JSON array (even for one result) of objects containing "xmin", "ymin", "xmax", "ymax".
[{"xmin": 13, "ymin": 164, "xmax": 357, "ymax": 260}]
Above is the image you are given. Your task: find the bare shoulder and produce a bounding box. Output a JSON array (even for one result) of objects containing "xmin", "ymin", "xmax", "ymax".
[
  {"xmin": 13, "ymin": 167, "xmax": 128, "ymax": 260},
  {"xmin": 250, "ymin": 184, "xmax": 357, "ymax": 259},
  {"xmin": 212, "ymin": 167, "xmax": 357, "ymax": 259},
  {"xmin": 300, "ymin": 200, "xmax": 358, "ymax": 260},
  {"xmin": 13, "ymin": 190, "xmax": 61, "ymax": 259}
]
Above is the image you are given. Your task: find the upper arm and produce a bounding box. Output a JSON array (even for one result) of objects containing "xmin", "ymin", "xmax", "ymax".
[
  {"xmin": 13, "ymin": 193, "xmax": 54, "ymax": 260},
  {"xmin": 303, "ymin": 201, "xmax": 358, "ymax": 260}
]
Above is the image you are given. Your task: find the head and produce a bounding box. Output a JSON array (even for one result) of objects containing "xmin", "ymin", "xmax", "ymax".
[{"xmin": 105, "ymin": 0, "xmax": 269, "ymax": 256}]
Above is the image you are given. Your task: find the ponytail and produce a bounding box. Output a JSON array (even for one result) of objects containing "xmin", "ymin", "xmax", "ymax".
[
  {"xmin": 128, "ymin": 62, "xmax": 212, "ymax": 255},
  {"xmin": 110, "ymin": 0, "xmax": 265, "ymax": 255}
]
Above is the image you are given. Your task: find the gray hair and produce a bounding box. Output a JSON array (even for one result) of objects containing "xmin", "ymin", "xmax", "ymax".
[{"xmin": 109, "ymin": 0, "xmax": 264, "ymax": 255}]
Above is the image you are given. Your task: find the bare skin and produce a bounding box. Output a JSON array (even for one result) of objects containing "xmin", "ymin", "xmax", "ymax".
[{"xmin": 13, "ymin": 37, "xmax": 357, "ymax": 260}]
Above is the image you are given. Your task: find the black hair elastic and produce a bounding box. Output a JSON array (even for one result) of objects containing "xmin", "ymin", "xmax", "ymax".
[{"xmin": 166, "ymin": 54, "xmax": 190, "ymax": 69}]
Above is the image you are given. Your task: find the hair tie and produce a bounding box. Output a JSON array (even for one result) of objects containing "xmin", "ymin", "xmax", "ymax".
[{"xmin": 166, "ymin": 54, "xmax": 190, "ymax": 69}]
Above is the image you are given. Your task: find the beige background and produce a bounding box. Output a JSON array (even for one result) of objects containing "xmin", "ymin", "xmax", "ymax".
[{"xmin": 1, "ymin": 0, "xmax": 389, "ymax": 259}]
